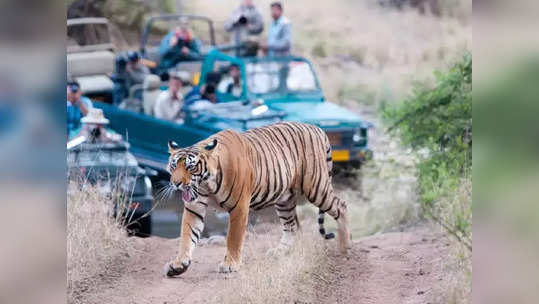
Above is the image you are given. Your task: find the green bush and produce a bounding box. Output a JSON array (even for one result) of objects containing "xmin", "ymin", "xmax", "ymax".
[
  {"xmin": 385, "ymin": 53, "xmax": 472, "ymax": 250},
  {"xmin": 311, "ymin": 42, "xmax": 327, "ymax": 58}
]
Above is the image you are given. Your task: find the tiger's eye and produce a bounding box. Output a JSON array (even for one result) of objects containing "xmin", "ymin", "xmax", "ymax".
[{"xmin": 187, "ymin": 163, "xmax": 197, "ymax": 172}]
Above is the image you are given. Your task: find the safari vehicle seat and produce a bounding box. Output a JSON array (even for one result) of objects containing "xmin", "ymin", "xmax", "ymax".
[
  {"xmin": 143, "ymin": 74, "xmax": 162, "ymax": 115},
  {"xmin": 67, "ymin": 50, "xmax": 115, "ymax": 95}
]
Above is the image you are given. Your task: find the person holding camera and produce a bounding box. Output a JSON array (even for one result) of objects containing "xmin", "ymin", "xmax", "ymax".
[
  {"xmin": 224, "ymin": 0, "xmax": 264, "ymax": 49},
  {"xmin": 77, "ymin": 108, "xmax": 122, "ymax": 143},
  {"xmin": 66, "ymin": 81, "xmax": 93, "ymax": 135},
  {"xmin": 158, "ymin": 18, "xmax": 202, "ymax": 72}
]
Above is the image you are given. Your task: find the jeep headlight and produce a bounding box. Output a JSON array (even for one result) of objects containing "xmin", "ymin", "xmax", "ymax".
[
  {"xmin": 144, "ymin": 176, "xmax": 152, "ymax": 195},
  {"xmin": 353, "ymin": 127, "xmax": 368, "ymax": 145}
]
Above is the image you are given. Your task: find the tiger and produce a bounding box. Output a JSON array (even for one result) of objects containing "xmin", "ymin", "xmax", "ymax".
[{"xmin": 163, "ymin": 121, "xmax": 351, "ymax": 277}]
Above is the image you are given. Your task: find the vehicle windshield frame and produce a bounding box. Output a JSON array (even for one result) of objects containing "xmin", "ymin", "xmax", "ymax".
[{"xmin": 243, "ymin": 56, "xmax": 323, "ymax": 98}]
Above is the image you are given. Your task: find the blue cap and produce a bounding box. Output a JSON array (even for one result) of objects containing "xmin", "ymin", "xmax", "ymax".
[
  {"xmin": 127, "ymin": 51, "xmax": 140, "ymax": 62},
  {"xmin": 68, "ymin": 81, "xmax": 80, "ymax": 93}
]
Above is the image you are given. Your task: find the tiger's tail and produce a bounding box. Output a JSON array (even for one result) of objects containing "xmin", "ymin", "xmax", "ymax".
[
  {"xmin": 317, "ymin": 135, "xmax": 336, "ymax": 239},
  {"xmin": 318, "ymin": 209, "xmax": 335, "ymax": 239}
]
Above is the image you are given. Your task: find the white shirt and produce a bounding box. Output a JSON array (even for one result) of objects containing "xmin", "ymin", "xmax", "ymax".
[{"xmin": 153, "ymin": 90, "xmax": 183, "ymax": 122}]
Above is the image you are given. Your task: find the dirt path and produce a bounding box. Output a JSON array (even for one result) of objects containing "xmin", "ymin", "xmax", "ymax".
[
  {"xmin": 321, "ymin": 224, "xmax": 450, "ymax": 304},
  {"xmin": 82, "ymin": 223, "xmax": 449, "ymax": 304},
  {"xmin": 84, "ymin": 236, "xmax": 227, "ymax": 304}
]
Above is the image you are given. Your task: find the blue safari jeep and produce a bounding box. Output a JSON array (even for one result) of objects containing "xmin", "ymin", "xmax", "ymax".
[{"xmin": 95, "ymin": 49, "xmax": 372, "ymax": 172}]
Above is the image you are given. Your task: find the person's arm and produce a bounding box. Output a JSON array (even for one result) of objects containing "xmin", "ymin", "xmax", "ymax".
[
  {"xmin": 224, "ymin": 8, "xmax": 241, "ymax": 32},
  {"xmin": 268, "ymin": 22, "xmax": 291, "ymax": 53},
  {"xmin": 247, "ymin": 8, "xmax": 264, "ymax": 35},
  {"xmin": 77, "ymin": 100, "xmax": 89, "ymax": 116},
  {"xmin": 173, "ymin": 98, "xmax": 184, "ymax": 121},
  {"xmin": 142, "ymin": 65, "xmax": 150, "ymax": 74},
  {"xmin": 153, "ymin": 93, "xmax": 166, "ymax": 119},
  {"xmin": 158, "ymin": 32, "xmax": 174, "ymax": 56},
  {"xmin": 77, "ymin": 97, "xmax": 93, "ymax": 116},
  {"xmin": 187, "ymin": 39, "xmax": 202, "ymax": 58}
]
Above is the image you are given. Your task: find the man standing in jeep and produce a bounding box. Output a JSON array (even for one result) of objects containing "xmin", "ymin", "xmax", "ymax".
[
  {"xmin": 261, "ymin": 2, "xmax": 291, "ymax": 56},
  {"xmin": 224, "ymin": 0, "xmax": 264, "ymax": 49}
]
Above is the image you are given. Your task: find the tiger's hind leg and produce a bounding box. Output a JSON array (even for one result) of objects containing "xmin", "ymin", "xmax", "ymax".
[{"xmin": 268, "ymin": 193, "xmax": 300, "ymax": 256}]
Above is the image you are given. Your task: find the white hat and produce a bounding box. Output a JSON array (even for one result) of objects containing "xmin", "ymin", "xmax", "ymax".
[{"xmin": 81, "ymin": 108, "xmax": 110, "ymax": 125}]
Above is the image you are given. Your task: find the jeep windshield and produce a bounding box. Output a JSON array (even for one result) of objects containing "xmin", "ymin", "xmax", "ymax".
[{"xmin": 245, "ymin": 59, "xmax": 321, "ymax": 97}]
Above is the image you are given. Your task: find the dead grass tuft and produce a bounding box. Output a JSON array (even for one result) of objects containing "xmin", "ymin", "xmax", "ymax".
[
  {"xmin": 216, "ymin": 223, "xmax": 333, "ymax": 303},
  {"xmin": 67, "ymin": 182, "xmax": 133, "ymax": 304}
]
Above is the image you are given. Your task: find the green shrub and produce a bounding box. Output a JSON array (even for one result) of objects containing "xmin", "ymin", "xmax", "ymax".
[
  {"xmin": 311, "ymin": 41, "xmax": 327, "ymax": 58},
  {"xmin": 385, "ymin": 52, "xmax": 472, "ymax": 250}
]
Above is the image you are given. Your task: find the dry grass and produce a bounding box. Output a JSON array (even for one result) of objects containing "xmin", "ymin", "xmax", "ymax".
[
  {"xmin": 446, "ymin": 242, "xmax": 472, "ymax": 304},
  {"xmin": 215, "ymin": 223, "xmax": 332, "ymax": 303},
  {"xmin": 441, "ymin": 177, "xmax": 472, "ymax": 304},
  {"xmin": 67, "ymin": 182, "xmax": 133, "ymax": 304}
]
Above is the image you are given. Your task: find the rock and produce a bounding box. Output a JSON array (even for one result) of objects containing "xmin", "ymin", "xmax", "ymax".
[{"xmin": 207, "ymin": 235, "xmax": 226, "ymax": 246}]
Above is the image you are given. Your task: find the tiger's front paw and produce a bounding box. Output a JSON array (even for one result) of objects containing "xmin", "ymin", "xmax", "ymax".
[
  {"xmin": 164, "ymin": 259, "xmax": 191, "ymax": 277},
  {"xmin": 218, "ymin": 259, "xmax": 239, "ymax": 273}
]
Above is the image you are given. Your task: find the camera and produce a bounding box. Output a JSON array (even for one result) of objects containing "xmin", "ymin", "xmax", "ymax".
[
  {"xmin": 238, "ymin": 15, "xmax": 247, "ymax": 25},
  {"xmin": 234, "ymin": 14, "xmax": 248, "ymax": 27}
]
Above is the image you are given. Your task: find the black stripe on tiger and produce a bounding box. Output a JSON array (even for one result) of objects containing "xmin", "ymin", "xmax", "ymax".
[
  {"xmin": 318, "ymin": 209, "xmax": 335, "ymax": 239},
  {"xmin": 185, "ymin": 207, "xmax": 204, "ymax": 222}
]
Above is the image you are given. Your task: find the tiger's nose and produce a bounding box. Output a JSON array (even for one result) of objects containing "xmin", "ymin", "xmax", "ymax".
[{"xmin": 173, "ymin": 182, "xmax": 182, "ymax": 189}]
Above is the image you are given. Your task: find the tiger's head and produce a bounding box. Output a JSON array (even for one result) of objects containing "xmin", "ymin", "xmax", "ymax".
[{"xmin": 167, "ymin": 138, "xmax": 218, "ymax": 203}]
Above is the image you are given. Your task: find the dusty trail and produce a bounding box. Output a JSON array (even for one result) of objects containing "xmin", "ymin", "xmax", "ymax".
[
  {"xmin": 85, "ymin": 236, "xmax": 226, "ymax": 304},
  {"xmin": 321, "ymin": 224, "xmax": 449, "ymax": 304},
  {"xmin": 82, "ymin": 223, "xmax": 449, "ymax": 304}
]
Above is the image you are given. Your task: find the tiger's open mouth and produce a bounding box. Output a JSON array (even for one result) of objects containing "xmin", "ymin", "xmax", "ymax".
[{"xmin": 181, "ymin": 186, "xmax": 195, "ymax": 203}]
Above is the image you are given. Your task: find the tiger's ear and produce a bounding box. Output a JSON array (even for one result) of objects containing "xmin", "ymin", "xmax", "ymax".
[
  {"xmin": 204, "ymin": 139, "xmax": 217, "ymax": 151},
  {"xmin": 168, "ymin": 140, "xmax": 180, "ymax": 153}
]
